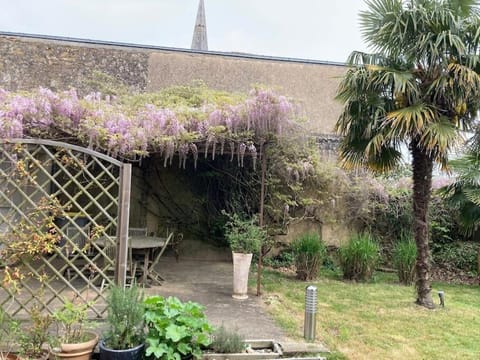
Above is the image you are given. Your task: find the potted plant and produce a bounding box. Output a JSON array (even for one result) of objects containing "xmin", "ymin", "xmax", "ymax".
[
  {"xmin": 204, "ymin": 325, "xmax": 282, "ymax": 360},
  {"xmin": 16, "ymin": 305, "xmax": 53, "ymax": 360},
  {"xmin": 99, "ymin": 285, "xmax": 145, "ymax": 360},
  {"xmin": 144, "ymin": 295, "xmax": 213, "ymax": 360},
  {"xmin": 223, "ymin": 213, "xmax": 265, "ymax": 299},
  {"xmin": 49, "ymin": 300, "xmax": 98, "ymax": 360}
]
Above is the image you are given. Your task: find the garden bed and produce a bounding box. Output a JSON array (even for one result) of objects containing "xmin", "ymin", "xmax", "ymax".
[{"xmin": 203, "ymin": 340, "xmax": 282, "ymax": 360}]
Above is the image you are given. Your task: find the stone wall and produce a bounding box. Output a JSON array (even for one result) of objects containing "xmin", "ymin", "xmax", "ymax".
[
  {"xmin": 0, "ymin": 35, "xmax": 149, "ymax": 94},
  {"xmin": 147, "ymin": 52, "xmax": 346, "ymax": 134},
  {"xmin": 0, "ymin": 33, "xmax": 346, "ymax": 135}
]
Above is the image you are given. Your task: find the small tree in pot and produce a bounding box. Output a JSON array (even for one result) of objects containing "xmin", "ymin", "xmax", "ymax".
[
  {"xmin": 50, "ymin": 300, "xmax": 98, "ymax": 360},
  {"xmin": 223, "ymin": 212, "xmax": 266, "ymax": 300},
  {"xmin": 99, "ymin": 285, "xmax": 145, "ymax": 360}
]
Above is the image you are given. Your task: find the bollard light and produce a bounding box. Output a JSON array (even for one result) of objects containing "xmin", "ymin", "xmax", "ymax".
[
  {"xmin": 304, "ymin": 285, "xmax": 317, "ymax": 342},
  {"xmin": 438, "ymin": 290, "xmax": 445, "ymax": 307}
]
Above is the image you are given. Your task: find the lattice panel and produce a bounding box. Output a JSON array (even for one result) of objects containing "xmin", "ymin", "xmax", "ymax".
[{"xmin": 0, "ymin": 140, "xmax": 130, "ymax": 319}]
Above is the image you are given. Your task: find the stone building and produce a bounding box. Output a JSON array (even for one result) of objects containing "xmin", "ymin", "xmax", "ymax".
[{"xmin": 0, "ymin": 3, "xmax": 348, "ymax": 251}]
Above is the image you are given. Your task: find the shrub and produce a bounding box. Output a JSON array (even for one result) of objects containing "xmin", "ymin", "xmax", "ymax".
[
  {"xmin": 292, "ymin": 233, "xmax": 326, "ymax": 281},
  {"xmin": 263, "ymin": 248, "xmax": 295, "ymax": 269},
  {"xmin": 223, "ymin": 212, "xmax": 266, "ymax": 254},
  {"xmin": 210, "ymin": 324, "xmax": 245, "ymax": 354},
  {"xmin": 103, "ymin": 285, "xmax": 145, "ymax": 349},
  {"xmin": 433, "ymin": 242, "xmax": 479, "ymax": 273},
  {"xmin": 339, "ymin": 233, "xmax": 380, "ymax": 281},
  {"xmin": 393, "ymin": 236, "xmax": 417, "ymax": 285}
]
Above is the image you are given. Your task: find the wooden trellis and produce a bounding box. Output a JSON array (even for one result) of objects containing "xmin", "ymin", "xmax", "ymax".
[{"xmin": 0, "ymin": 139, "xmax": 131, "ymax": 319}]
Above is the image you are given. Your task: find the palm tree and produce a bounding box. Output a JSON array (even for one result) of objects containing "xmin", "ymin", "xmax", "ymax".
[
  {"xmin": 440, "ymin": 153, "xmax": 480, "ymax": 236},
  {"xmin": 335, "ymin": 0, "xmax": 480, "ymax": 308}
]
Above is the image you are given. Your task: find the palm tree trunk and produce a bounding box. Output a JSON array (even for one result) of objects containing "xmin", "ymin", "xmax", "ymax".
[{"xmin": 411, "ymin": 140, "xmax": 435, "ymax": 309}]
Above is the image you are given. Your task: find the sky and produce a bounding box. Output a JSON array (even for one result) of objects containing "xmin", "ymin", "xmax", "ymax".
[{"xmin": 0, "ymin": 0, "xmax": 370, "ymax": 63}]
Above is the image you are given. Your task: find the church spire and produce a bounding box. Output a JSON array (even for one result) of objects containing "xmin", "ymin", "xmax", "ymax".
[{"xmin": 191, "ymin": 0, "xmax": 208, "ymax": 51}]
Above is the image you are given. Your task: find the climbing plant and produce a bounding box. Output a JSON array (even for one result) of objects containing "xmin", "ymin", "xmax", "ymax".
[{"xmin": 0, "ymin": 84, "xmax": 297, "ymax": 164}]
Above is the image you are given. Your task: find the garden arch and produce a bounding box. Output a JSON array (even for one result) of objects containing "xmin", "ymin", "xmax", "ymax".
[{"xmin": 0, "ymin": 139, "xmax": 131, "ymax": 318}]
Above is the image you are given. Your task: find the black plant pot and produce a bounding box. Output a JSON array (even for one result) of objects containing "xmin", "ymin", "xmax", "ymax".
[{"xmin": 99, "ymin": 341, "xmax": 145, "ymax": 360}]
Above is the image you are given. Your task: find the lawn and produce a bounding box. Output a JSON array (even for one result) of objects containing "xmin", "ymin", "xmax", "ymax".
[{"xmin": 254, "ymin": 269, "xmax": 480, "ymax": 360}]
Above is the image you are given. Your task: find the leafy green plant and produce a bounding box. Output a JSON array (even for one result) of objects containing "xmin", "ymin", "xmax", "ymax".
[
  {"xmin": 144, "ymin": 296, "xmax": 213, "ymax": 360},
  {"xmin": 263, "ymin": 248, "xmax": 295, "ymax": 269},
  {"xmin": 339, "ymin": 233, "xmax": 380, "ymax": 281},
  {"xmin": 433, "ymin": 242, "xmax": 479, "ymax": 273},
  {"xmin": 210, "ymin": 324, "xmax": 245, "ymax": 354},
  {"xmin": 291, "ymin": 232, "xmax": 326, "ymax": 281},
  {"xmin": 223, "ymin": 212, "xmax": 266, "ymax": 254},
  {"xmin": 102, "ymin": 285, "xmax": 145, "ymax": 350},
  {"xmin": 51, "ymin": 299, "xmax": 94, "ymax": 344},
  {"xmin": 393, "ymin": 235, "xmax": 417, "ymax": 285}
]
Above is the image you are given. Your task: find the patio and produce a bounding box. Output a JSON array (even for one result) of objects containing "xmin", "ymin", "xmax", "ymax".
[{"xmin": 146, "ymin": 254, "xmax": 287, "ymax": 341}]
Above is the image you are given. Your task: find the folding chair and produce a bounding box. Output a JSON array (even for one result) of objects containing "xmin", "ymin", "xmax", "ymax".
[
  {"xmin": 63, "ymin": 225, "xmax": 91, "ymax": 280},
  {"xmin": 100, "ymin": 242, "xmax": 137, "ymax": 291},
  {"xmin": 128, "ymin": 227, "xmax": 148, "ymax": 236},
  {"xmin": 145, "ymin": 232, "xmax": 173, "ymax": 284}
]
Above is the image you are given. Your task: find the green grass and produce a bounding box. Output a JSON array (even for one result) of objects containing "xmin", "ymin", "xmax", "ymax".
[{"xmin": 255, "ymin": 269, "xmax": 480, "ymax": 360}]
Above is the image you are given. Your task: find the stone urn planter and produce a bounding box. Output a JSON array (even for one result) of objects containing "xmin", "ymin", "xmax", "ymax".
[
  {"xmin": 232, "ymin": 252, "xmax": 253, "ymax": 300},
  {"xmin": 223, "ymin": 213, "xmax": 266, "ymax": 301}
]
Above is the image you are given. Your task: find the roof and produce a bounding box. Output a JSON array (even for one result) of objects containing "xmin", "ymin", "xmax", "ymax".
[{"xmin": 0, "ymin": 31, "xmax": 346, "ymax": 67}]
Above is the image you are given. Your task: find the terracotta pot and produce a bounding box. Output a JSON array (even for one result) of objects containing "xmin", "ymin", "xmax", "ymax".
[
  {"xmin": 232, "ymin": 252, "xmax": 253, "ymax": 300},
  {"xmin": 50, "ymin": 332, "xmax": 98, "ymax": 360},
  {"xmin": 59, "ymin": 332, "xmax": 99, "ymax": 353},
  {"xmin": 49, "ymin": 348, "xmax": 93, "ymax": 360}
]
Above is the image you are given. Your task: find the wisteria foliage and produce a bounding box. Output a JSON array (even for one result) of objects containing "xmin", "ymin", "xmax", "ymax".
[{"xmin": 0, "ymin": 87, "xmax": 298, "ymax": 169}]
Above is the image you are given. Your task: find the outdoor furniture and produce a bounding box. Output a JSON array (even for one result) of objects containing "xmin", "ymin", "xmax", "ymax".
[
  {"xmin": 100, "ymin": 238, "xmax": 137, "ymax": 291},
  {"xmin": 171, "ymin": 232, "xmax": 184, "ymax": 262},
  {"xmin": 128, "ymin": 227, "xmax": 149, "ymax": 237},
  {"xmin": 63, "ymin": 225, "xmax": 92, "ymax": 280},
  {"xmin": 95, "ymin": 232, "xmax": 173, "ymax": 286},
  {"xmin": 130, "ymin": 232, "xmax": 173, "ymax": 285}
]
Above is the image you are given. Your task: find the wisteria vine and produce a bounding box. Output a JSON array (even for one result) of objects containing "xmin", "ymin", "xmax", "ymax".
[{"xmin": 0, "ymin": 87, "xmax": 298, "ymax": 169}]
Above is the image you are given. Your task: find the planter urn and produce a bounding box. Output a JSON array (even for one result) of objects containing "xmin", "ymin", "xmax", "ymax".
[{"xmin": 232, "ymin": 252, "xmax": 253, "ymax": 300}]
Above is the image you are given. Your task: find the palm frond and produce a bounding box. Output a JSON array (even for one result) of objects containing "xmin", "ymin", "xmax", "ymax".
[
  {"xmin": 385, "ymin": 103, "xmax": 436, "ymax": 137},
  {"xmin": 419, "ymin": 117, "xmax": 460, "ymax": 157}
]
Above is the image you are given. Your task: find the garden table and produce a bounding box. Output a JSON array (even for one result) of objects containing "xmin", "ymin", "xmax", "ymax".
[
  {"xmin": 129, "ymin": 235, "xmax": 168, "ymax": 285},
  {"xmin": 96, "ymin": 234, "xmax": 171, "ymax": 286}
]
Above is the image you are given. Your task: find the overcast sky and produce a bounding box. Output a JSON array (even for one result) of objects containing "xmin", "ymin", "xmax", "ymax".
[{"xmin": 0, "ymin": 0, "xmax": 370, "ymax": 63}]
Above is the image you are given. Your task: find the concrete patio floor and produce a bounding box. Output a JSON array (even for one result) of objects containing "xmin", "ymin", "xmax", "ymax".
[{"xmin": 144, "ymin": 256, "xmax": 287, "ymax": 341}]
